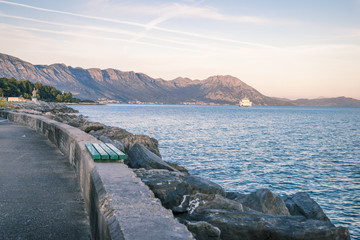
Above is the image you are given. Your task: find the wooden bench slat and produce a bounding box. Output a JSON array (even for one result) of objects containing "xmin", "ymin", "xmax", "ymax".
[
  {"xmin": 86, "ymin": 142, "xmax": 126, "ymax": 162},
  {"xmin": 85, "ymin": 143, "xmax": 101, "ymax": 160},
  {"xmin": 106, "ymin": 143, "xmax": 127, "ymax": 159},
  {"xmin": 92, "ymin": 143, "xmax": 110, "ymax": 160},
  {"xmin": 99, "ymin": 143, "xmax": 119, "ymax": 160}
]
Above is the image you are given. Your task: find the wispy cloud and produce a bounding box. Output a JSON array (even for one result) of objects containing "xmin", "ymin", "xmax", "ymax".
[
  {"xmin": 153, "ymin": 3, "xmax": 272, "ymax": 24},
  {"xmin": 0, "ymin": 0, "xmax": 276, "ymax": 49},
  {"xmin": 0, "ymin": 22, "xmax": 206, "ymax": 54},
  {"xmin": 86, "ymin": 1, "xmax": 273, "ymax": 24},
  {"xmin": 0, "ymin": 13, "xmax": 205, "ymax": 50},
  {"xmin": 0, "ymin": 0, "xmax": 148, "ymax": 28},
  {"xmin": 126, "ymin": 2, "xmax": 274, "ymax": 48}
]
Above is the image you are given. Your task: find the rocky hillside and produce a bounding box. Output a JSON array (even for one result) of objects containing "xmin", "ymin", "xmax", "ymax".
[
  {"xmin": 0, "ymin": 53, "xmax": 288, "ymax": 105},
  {"xmin": 292, "ymin": 97, "xmax": 360, "ymax": 107},
  {"xmin": 1, "ymin": 53, "xmax": 359, "ymax": 106}
]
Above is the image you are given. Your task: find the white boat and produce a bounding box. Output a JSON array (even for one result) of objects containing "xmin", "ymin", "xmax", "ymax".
[{"xmin": 239, "ymin": 98, "xmax": 252, "ymax": 107}]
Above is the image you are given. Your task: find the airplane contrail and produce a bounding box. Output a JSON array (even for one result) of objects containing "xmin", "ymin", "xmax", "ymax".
[
  {"xmin": 0, "ymin": 13, "xmax": 204, "ymax": 49},
  {"xmin": 0, "ymin": 0, "xmax": 276, "ymax": 49}
]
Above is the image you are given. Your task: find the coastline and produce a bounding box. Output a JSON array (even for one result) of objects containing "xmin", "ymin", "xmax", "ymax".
[{"xmin": 4, "ymin": 101, "xmax": 351, "ymax": 240}]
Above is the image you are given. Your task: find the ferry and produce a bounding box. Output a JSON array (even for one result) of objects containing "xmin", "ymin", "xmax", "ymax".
[{"xmin": 239, "ymin": 98, "xmax": 252, "ymax": 107}]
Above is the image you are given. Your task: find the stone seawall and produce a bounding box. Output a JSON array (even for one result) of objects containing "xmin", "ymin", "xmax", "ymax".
[{"xmin": 0, "ymin": 110, "xmax": 193, "ymax": 240}]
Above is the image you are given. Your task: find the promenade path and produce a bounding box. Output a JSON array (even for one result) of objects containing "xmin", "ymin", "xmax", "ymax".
[{"xmin": 0, "ymin": 117, "xmax": 91, "ymax": 239}]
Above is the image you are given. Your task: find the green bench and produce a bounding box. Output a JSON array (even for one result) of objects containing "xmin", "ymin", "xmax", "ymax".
[{"xmin": 85, "ymin": 143, "xmax": 127, "ymax": 162}]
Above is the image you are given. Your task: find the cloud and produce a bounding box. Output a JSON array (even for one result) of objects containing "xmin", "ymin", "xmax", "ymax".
[
  {"xmin": 126, "ymin": 2, "xmax": 273, "ymax": 47},
  {"xmin": 0, "ymin": 13, "xmax": 203, "ymax": 48},
  {"xmin": 160, "ymin": 3, "xmax": 272, "ymax": 24},
  {"xmin": 0, "ymin": 0, "xmax": 276, "ymax": 49},
  {"xmin": 0, "ymin": 22, "xmax": 205, "ymax": 54},
  {"xmin": 86, "ymin": 1, "xmax": 273, "ymax": 24},
  {"xmin": 0, "ymin": 0, "xmax": 147, "ymax": 28}
]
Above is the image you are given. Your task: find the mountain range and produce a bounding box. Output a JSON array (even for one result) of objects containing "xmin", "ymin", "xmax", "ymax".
[{"xmin": 1, "ymin": 53, "xmax": 359, "ymax": 107}]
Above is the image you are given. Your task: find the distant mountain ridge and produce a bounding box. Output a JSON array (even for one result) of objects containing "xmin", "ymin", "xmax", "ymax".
[
  {"xmin": 1, "ymin": 53, "xmax": 359, "ymax": 107},
  {"xmin": 292, "ymin": 97, "xmax": 360, "ymax": 107}
]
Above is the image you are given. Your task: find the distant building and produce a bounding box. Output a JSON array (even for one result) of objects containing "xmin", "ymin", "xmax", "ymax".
[{"xmin": 7, "ymin": 97, "xmax": 29, "ymax": 102}]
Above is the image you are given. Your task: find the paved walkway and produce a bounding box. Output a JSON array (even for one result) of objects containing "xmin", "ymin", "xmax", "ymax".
[{"xmin": 0, "ymin": 118, "xmax": 90, "ymax": 239}]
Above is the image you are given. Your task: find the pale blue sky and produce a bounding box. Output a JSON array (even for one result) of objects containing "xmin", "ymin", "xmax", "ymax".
[{"xmin": 1, "ymin": 0, "xmax": 359, "ymax": 99}]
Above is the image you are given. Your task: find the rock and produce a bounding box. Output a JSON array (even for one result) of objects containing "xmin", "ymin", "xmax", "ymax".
[
  {"xmin": 122, "ymin": 134, "xmax": 161, "ymax": 157},
  {"xmin": 128, "ymin": 143, "xmax": 178, "ymax": 171},
  {"xmin": 88, "ymin": 132, "xmax": 99, "ymax": 139},
  {"xmin": 99, "ymin": 135, "xmax": 113, "ymax": 144},
  {"xmin": 231, "ymin": 189, "xmax": 290, "ymax": 216},
  {"xmin": 165, "ymin": 175, "xmax": 225, "ymax": 210},
  {"xmin": 54, "ymin": 104, "xmax": 78, "ymax": 113},
  {"xmin": 79, "ymin": 122, "xmax": 104, "ymax": 133},
  {"xmin": 165, "ymin": 161, "xmax": 190, "ymax": 175},
  {"xmin": 185, "ymin": 209, "xmax": 350, "ymax": 240},
  {"xmin": 113, "ymin": 140, "xmax": 125, "ymax": 152},
  {"xmin": 183, "ymin": 193, "xmax": 243, "ymax": 215},
  {"xmin": 134, "ymin": 169, "xmax": 225, "ymax": 211},
  {"xmin": 181, "ymin": 220, "xmax": 221, "ymax": 240},
  {"xmin": 225, "ymin": 191, "xmax": 247, "ymax": 201},
  {"xmin": 12, "ymin": 101, "xmax": 78, "ymax": 114},
  {"xmin": 134, "ymin": 169, "xmax": 185, "ymax": 205},
  {"xmin": 66, "ymin": 117, "xmax": 85, "ymax": 128},
  {"xmin": 90, "ymin": 126, "xmax": 132, "ymax": 140},
  {"xmin": 16, "ymin": 108, "xmax": 42, "ymax": 115},
  {"xmin": 183, "ymin": 176, "xmax": 225, "ymax": 196},
  {"xmin": 282, "ymin": 192, "xmax": 330, "ymax": 222},
  {"xmin": 172, "ymin": 195, "xmax": 192, "ymax": 213}
]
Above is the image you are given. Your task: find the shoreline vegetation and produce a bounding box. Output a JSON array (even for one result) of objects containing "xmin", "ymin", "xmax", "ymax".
[
  {"xmin": 4, "ymin": 101, "xmax": 351, "ymax": 240},
  {"xmin": 1, "ymin": 76, "xmax": 360, "ymax": 108},
  {"xmin": 0, "ymin": 77, "xmax": 94, "ymax": 104}
]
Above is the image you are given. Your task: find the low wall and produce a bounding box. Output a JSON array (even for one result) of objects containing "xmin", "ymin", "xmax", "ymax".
[{"xmin": 0, "ymin": 110, "xmax": 193, "ymax": 240}]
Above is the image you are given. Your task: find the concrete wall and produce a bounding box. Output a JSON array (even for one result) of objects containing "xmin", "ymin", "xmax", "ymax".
[{"xmin": 0, "ymin": 110, "xmax": 193, "ymax": 240}]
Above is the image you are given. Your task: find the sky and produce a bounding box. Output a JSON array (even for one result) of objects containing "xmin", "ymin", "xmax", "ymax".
[{"xmin": 0, "ymin": 0, "xmax": 360, "ymax": 99}]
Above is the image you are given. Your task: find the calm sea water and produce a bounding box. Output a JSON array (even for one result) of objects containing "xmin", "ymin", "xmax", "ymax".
[{"xmin": 71, "ymin": 104, "xmax": 360, "ymax": 239}]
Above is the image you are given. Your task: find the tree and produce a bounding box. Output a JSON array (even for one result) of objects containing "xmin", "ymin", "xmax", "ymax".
[
  {"xmin": 23, "ymin": 93, "xmax": 31, "ymax": 99},
  {"xmin": 0, "ymin": 77, "xmax": 80, "ymax": 102},
  {"xmin": 56, "ymin": 94, "xmax": 64, "ymax": 102}
]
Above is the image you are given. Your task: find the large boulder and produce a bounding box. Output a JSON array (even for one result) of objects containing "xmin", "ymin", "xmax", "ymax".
[
  {"xmin": 112, "ymin": 139, "xmax": 125, "ymax": 153},
  {"xmin": 165, "ymin": 161, "xmax": 190, "ymax": 175},
  {"xmin": 177, "ymin": 190, "xmax": 349, "ymax": 240},
  {"xmin": 98, "ymin": 135, "xmax": 113, "ymax": 144},
  {"xmin": 134, "ymin": 169, "xmax": 225, "ymax": 210},
  {"xmin": 185, "ymin": 209, "xmax": 350, "ymax": 240},
  {"xmin": 181, "ymin": 220, "xmax": 221, "ymax": 240},
  {"xmin": 165, "ymin": 175, "xmax": 225, "ymax": 210},
  {"xmin": 180, "ymin": 193, "xmax": 243, "ymax": 215},
  {"xmin": 282, "ymin": 192, "xmax": 330, "ymax": 222},
  {"xmin": 79, "ymin": 121, "xmax": 104, "ymax": 133},
  {"xmin": 128, "ymin": 143, "xmax": 178, "ymax": 171},
  {"xmin": 66, "ymin": 116, "xmax": 85, "ymax": 128},
  {"xmin": 134, "ymin": 169, "xmax": 185, "ymax": 204},
  {"xmin": 91, "ymin": 126, "xmax": 132, "ymax": 140},
  {"xmin": 122, "ymin": 134, "xmax": 161, "ymax": 157},
  {"xmin": 230, "ymin": 189, "xmax": 290, "ymax": 216}
]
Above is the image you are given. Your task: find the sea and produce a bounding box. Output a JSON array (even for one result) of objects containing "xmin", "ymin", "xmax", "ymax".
[{"xmin": 71, "ymin": 104, "xmax": 360, "ymax": 239}]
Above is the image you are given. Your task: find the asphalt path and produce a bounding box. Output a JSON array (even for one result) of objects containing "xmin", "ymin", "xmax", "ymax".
[{"xmin": 0, "ymin": 118, "xmax": 90, "ymax": 239}]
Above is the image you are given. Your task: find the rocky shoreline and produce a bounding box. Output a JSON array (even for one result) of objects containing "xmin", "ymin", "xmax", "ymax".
[{"xmin": 9, "ymin": 102, "xmax": 351, "ymax": 240}]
